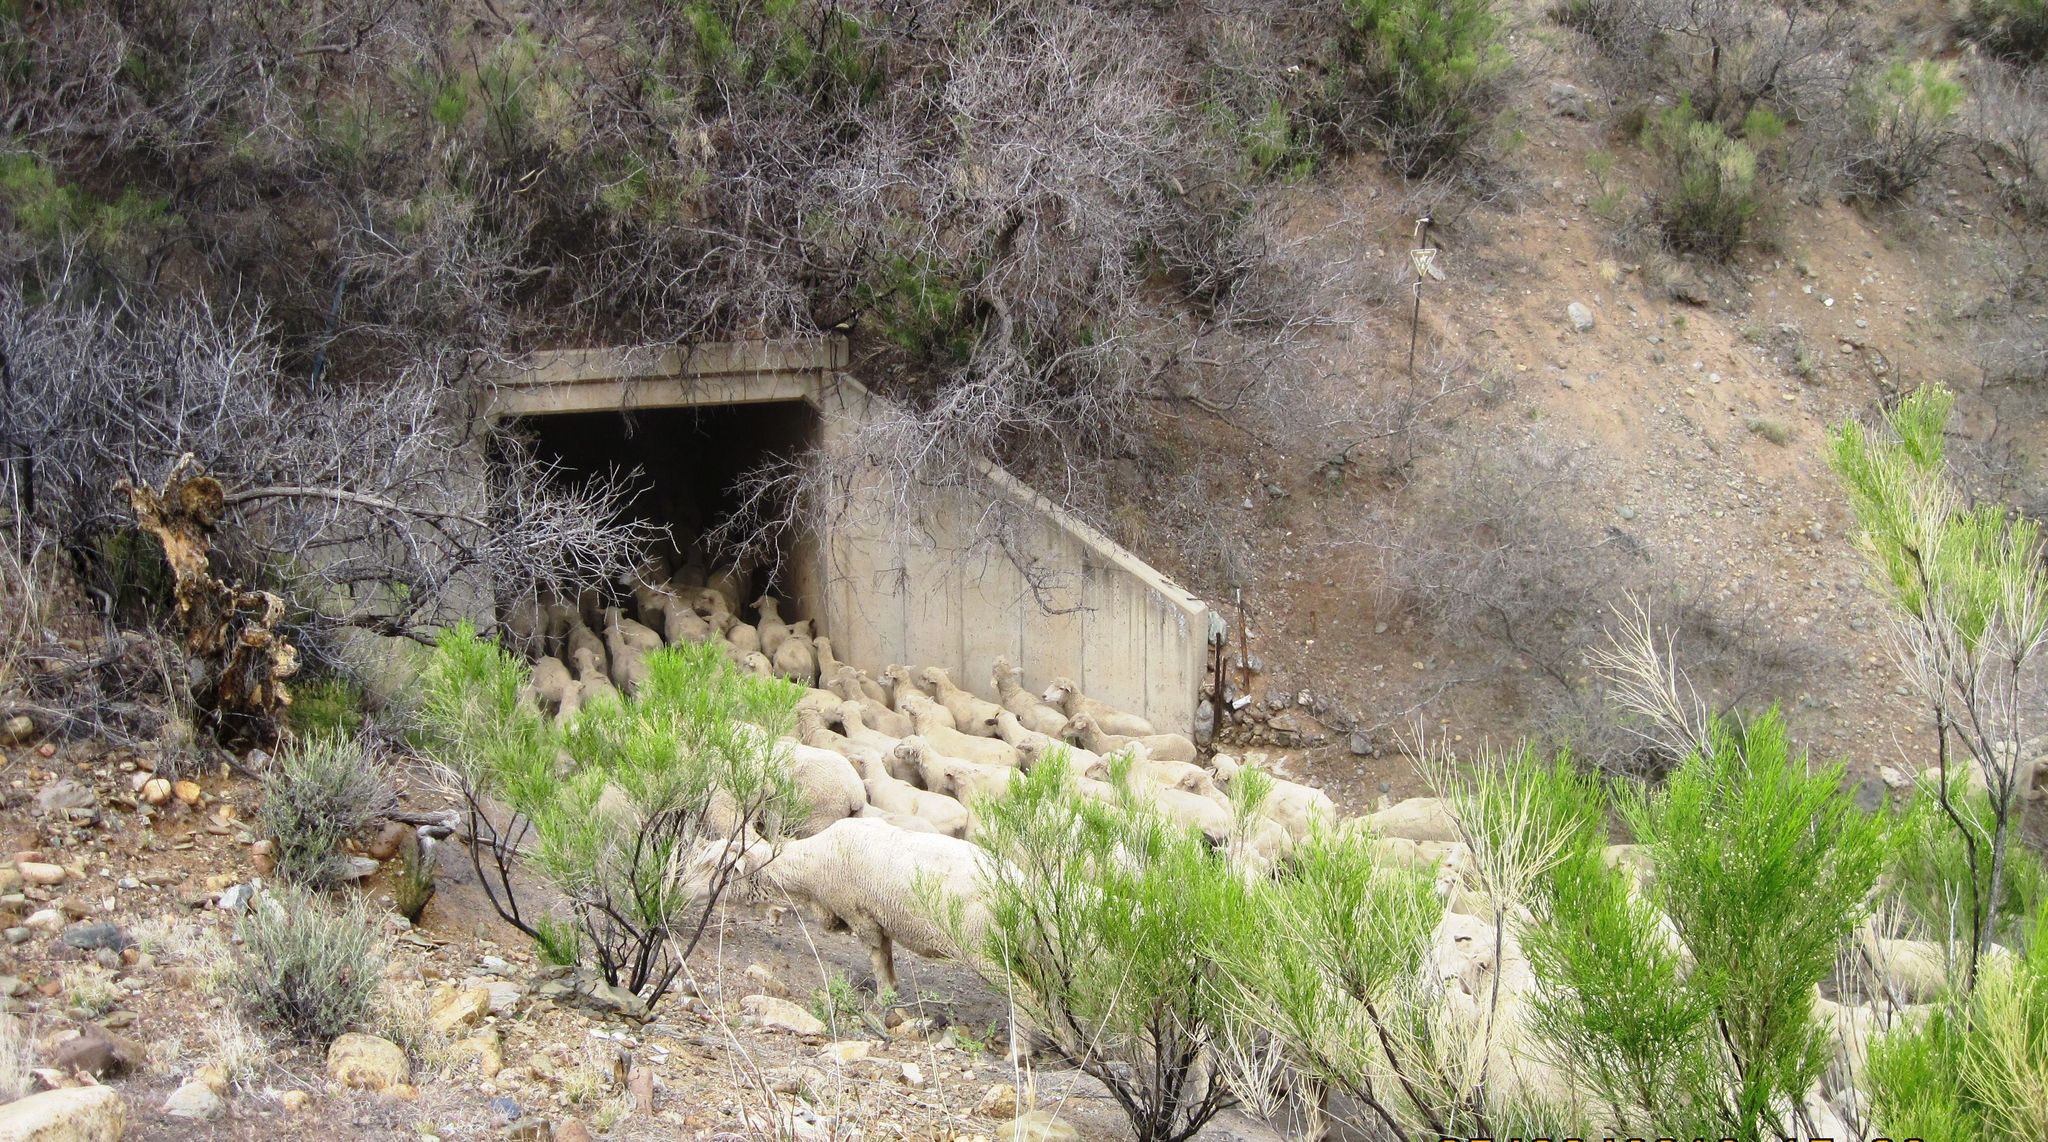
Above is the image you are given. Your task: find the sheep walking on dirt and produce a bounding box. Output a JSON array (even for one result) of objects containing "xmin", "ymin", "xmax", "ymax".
[{"xmin": 727, "ymin": 817, "xmax": 996, "ymax": 995}]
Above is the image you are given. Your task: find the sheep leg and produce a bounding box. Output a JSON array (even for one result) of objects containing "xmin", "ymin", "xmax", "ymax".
[{"xmin": 868, "ymin": 929, "xmax": 899, "ymax": 997}]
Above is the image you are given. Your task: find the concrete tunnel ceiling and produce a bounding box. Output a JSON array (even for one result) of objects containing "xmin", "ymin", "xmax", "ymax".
[{"xmin": 483, "ymin": 340, "xmax": 1216, "ymax": 736}]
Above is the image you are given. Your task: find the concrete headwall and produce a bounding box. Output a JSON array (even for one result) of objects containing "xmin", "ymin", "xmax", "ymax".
[{"xmin": 487, "ymin": 339, "xmax": 1213, "ymax": 735}]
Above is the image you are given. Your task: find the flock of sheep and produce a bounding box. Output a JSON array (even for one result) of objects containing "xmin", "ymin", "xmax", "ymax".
[
  {"xmin": 489, "ymin": 556, "xmax": 1968, "ymax": 1133},
  {"xmin": 494, "ymin": 555, "xmax": 1405, "ymax": 989}
]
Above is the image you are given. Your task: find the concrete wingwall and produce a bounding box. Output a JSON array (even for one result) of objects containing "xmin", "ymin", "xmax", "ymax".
[{"xmin": 487, "ymin": 339, "xmax": 1213, "ymax": 736}]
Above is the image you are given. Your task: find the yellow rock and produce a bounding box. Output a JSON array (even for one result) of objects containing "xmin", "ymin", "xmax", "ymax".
[{"xmin": 173, "ymin": 780, "xmax": 203, "ymax": 806}]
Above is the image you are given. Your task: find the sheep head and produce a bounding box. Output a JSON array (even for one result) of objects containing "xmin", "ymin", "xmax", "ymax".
[
  {"xmin": 753, "ymin": 594, "xmax": 781, "ymax": 619},
  {"xmin": 918, "ymin": 666, "xmax": 953, "ymax": 692},
  {"xmin": 1041, "ymin": 676, "xmax": 1080, "ymax": 711},
  {"xmin": 742, "ymin": 652, "xmax": 773, "ymax": 676},
  {"xmin": 1062, "ymin": 712, "xmax": 1097, "ymax": 744}
]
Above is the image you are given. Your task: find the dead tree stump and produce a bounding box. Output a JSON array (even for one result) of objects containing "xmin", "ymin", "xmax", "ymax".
[{"xmin": 114, "ymin": 453, "xmax": 298, "ymax": 744}]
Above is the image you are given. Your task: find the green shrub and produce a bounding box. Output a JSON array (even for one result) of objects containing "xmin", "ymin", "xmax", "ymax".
[
  {"xmin": 234, "ymin": 885, "xmax": 384, "ymax": 1044},
  {"xmin": 967, "ymin": 751, "xmax": 1256, "ymax": 1142},
  {"xmin": 1745, "ymin": 416, "xmax": 1792, "ymax": 445},
  {"xmin": 288, "ymin": 677, "xmax": 367, "ymax": 740},
  {"xmin": 1866, "ymin": 899, "xmax": 2048, "ymax": 1140},
  {"xmin": 1844, "ymin": 60, "xmax": 1963, "ymax": 202},
  {"xmin": 1645, "ymin": 101, "xmax": 1769, "ymax": 260},
  {"xmin": 1959, "ymin": 0, "xmax": 2048, "ymax": 63},
  {"xmin": 1511, "ymin": 713, "xmax": 1889, "ymax": 1137},
  {"xmin": 418, "ymin": 623, "xmax": 802, "ymax": 1005},
  {"xmin": 1340, "ymin": 0, "xmax": 1511, "ymax": 174},
  {"xmin": 257, "ymin": 734, "xmax": 393, "ymax": 890}
]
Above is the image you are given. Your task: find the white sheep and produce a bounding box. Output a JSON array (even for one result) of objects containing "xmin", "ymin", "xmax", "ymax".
[
  {"xmin": 1010, "ymin": 728, "xmax": 1106, "ymax": 776},
  {"xmin": 1062, "ymin": 712, "xmax": 1197, "ymax": 764},
  {"xmin": 918, "ymin": 667, "xmax": 1005, "ymax": 739},
  {"xmin": 569, "ymin": 646, "xmax": 618, "ymax": 707},
  {"xmin": 602, "ymin": 607, "xmax": 652, "ymax": 695},
  {"xmin": 1208, "ymin": 753, "xmax": 1335, "ymax": 840},
  {"xmin": 503, "ymin": 593, "xmax": 545, "ymax": 660},
  {"xmin": 772, "ymin": 621, "xmax": 819, "ymax": 687},
  {"xmin": 828, "ymin": 661, "xmax": 890, "ymax": 707},
  {"xmin": 856, "ymin": 752, "xmax": 971, "ymax": 838},
  {"xmin": 797, "ymin": 707, "xmax": 883, "ymax": 767},
  {"xmin": 827, "ymin": 668, "xmax": 911, "ymax": 736},
  {"xmin": 880, "ymin": 664, "xmax": 947, "ymax": 726},
  {"xmin": 566, "ymin": 620, "xmax": 607, "ymax": 678},
  {"xmin": 725, "ymin": 816, "xmax": 995, "ymax": 995},
  {"xmin": 664, "ymin": 603, "xmax": 716, "ymax": 646},
  {"xmin": 754, "ymin": 595, "xmax": 792, "ymax": 657},
  {"xmin": 990, "ymin": 656, "xmax": 1071, "ymax": 736},
  {"xmin": 705, "ymin": 559, "xmax": 753, "ymax": 619},
  {"xmin": 1041, "ymin": 676, "xmax": 1155, "ymax": 738},
  {"xmin": 901, "ymin": 692, "xmax": 1021, "ymax": 769},
  {"xmin": 814, "ymin": 636, "xmax": 846, "ymax": 679},
  {"xmin": 1362, "ymin": 797, "xmax": 1462, "ymax": 843},
  {"xmin": 896, "ymin": 737, "xmax": 1020, "ymax": 804},
  {"xmin": 528, "ymin": 655, "xmax": 576, "ymax": 717},
  {"xmin": 771, "ymin": 737, "xmax": 868, "ymax": 839},
  {"xmin": 859, "ymin": 804, "xmax": 943, "ymax": 834}
]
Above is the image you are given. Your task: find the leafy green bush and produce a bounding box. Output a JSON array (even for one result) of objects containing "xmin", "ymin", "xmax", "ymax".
[
  {"xmin": 288, "ymin": 677, "xmax": 367, "ymax": 740},
  {"xmin": 234, "ymin": 885, "xmax": 384, "ymax": 1044},
  {"xmin": 1515, "ymin": 712, "xmax": 1890, "ymax": 1137},
  {"xmin": 418, "ymin": 623, "xmax": 801, "ymax": 1005},
  {"xmin": 1844, "ymin": 60, "xmax": 1963, "ymax": 202},
  {"xmin": 1645, "ymin": 101, "xmax": 1774, "ymax": 259},
  {"xmin": 967, "ymin": 752, "xmax": 1255, "ymax": 1142},
  {"xmin": 257, "ymin": 734, "xmax": 393, "ymax": 890},
  {"xmin": 1340, "ymin": 0, "xmax": 1511, "ymax": 174}
]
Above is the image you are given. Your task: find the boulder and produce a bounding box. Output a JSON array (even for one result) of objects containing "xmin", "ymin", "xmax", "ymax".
[
  {"xmin": 162, "ymin": 1080, "xmax": 225, "ymax": 1121},
  {"xmin": 15, "ymin": 864, "xmax": 65, "ymax": 888},
  {"xmin": 1566, "ymin": 301, "xmax": 1595, "ymax": 332},
  {"xmin": 326, "ymin": 1032, "xmax": 411, "ymax": 1092},
  {"xmin": 741, "ymin": 994, "xmax": 826, "ymax": 1036},
  {"xmin": 0, "ymin": 1085, "xmax": 128, "ymax": 1140},
  {"xmin": 996, "ymin": 1110, "xmax": 1078, "ymax": 1142},
  {"xmin": 428, "ymin": 985, "xmax": 492, "ymax": 1036},
  {"xmin": 976, "ymin": 1084, "xmax": 1019, "ymax": 1118}
]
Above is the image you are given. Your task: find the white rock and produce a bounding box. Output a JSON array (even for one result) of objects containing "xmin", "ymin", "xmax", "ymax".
[
  {"xmin": 741, "ymin": 994, "xmax": 826, "ymax": 1036},
  {"xmin": 1566, "ymin": 301, "xmax": 1595, "ymax": 332},
  {"xmin": 163, "ymin": 1079, "xmax": 226, "ymax": 1120},
  {"xmin": 0, "ymin": 1085, "xmax": 128, "ymax": 1139}
]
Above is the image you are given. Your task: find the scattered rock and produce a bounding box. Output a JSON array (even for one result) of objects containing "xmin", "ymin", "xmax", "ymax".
[
  {"xmin": 33, "ymin": 781, "xmax": 95, "ymax": 817},
  {"xmin": 172, "ymin": 780, "xmax": 203, "ymax": 806},
  {"xmin": 976, "ymin": 1084, "xmax": 1020, "ymax": 1119},
  {"xmin": 900, "ymin": 1062, "xmax": 925, "ymax": 1086},
  {"xmin": 0, "ymin": 1085, "xmax": 127, "ymax": 1140},
  {"xmin": 25, "ymin": 909, "xmax": 63, "ymax": 932},
  {"xmin": 163, "ymin": 1080, "xmax": 226, "ymax": 1120},
  {"xmin": 46, "ymin": 1025, "xmax": 145, "ymax": 1078},
  {"xmin": 530, "ymin": 967, "xmax": 649, "ymax": 1023},
  {"xmin": 818, "ymin": 1041, "xmax": 871, "ymax": 1064},
  {"xmin": 336, "ymin": 856, "xmax": 379, "ymax": 883},
  {"xmin": 365, "ymin": 821, "xmax": 411, "ymax": 862},
  {"xmin": 1348, "ymin": 733, "xmax": 1372, "ymax": 756},
  {"xmin": 16, "ymin": 863, "xmax": 66, "ymax": 887},
  {"xmin": 460, "ymin": 976, "xmax": 524, "ymax": 1015},
  {"xmin": 326, "ymin": 1032, "xmax": 411, "ymax": 1092},
  {"xmin": 488, "ymin": 1095, "xmax": 522, "ymax": 1123},
  {"xmin": 59, "ymin": 923, "xmax": 132, "ymax": 953},
  {"xmin": 1880, "ymin": 765, "xmax": 1912, "ymax": 790},
  {"xmin": 0, "ymin": 715, "xmax": 33, "ymax": 746},
  {"xmin": 996, "ymin": 1110, "xmax": 1078, "ymax": 1142},
  {"xmin": 1566, "ymin": 301, "xmax": 1595, "ymax": 332},
  {"xmin": 216, "ymin": 883, "xmax": 257, "ymax": 914},
  {"xmin": 554, "ymin": 1120, "xmax": 593, "ymax": 1142},
  {"xmin": 429, "ymin": 985, "xmax": 493, "ymax": 1036},
  {"xmin": 1545, "ymin": 82, "xmax": 1590, "ymax": 119},
  {"xmin": 3, "ymin": 928, "xmax": 28, "ymax": 945},
  {"xmin": 741, "ymin": 994, "xmax": 826, "ymax": 1037},
  {"xmin": 139, "ymin": 778, "xmax": 172, "ymax": 807},
  {"xmin": 629, "ymin": 1065, "xmax": 655, "ymax": 1114}
]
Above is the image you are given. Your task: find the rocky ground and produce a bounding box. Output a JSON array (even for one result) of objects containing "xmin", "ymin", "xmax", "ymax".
[{"xmin": 0, "ymin": 730, "xmax": 1256, "ymax": 1141}]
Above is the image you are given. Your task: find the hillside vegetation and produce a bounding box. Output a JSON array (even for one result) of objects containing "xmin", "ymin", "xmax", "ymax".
[{"xmin": 2, "ymin": 0, "xmax": 2048, "ymax": 1141}]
